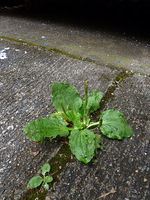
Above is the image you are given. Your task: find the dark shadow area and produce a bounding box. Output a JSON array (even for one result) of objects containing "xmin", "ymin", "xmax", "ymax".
[{"xmin": 1, "ymin": 0, "xmax": 150, "ymax": 43}]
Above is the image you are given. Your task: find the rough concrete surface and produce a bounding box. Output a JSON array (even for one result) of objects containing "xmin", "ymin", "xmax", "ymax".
[
  {"xmin": 0, "ymin": 7, "xmax": 150, "ymax": 200},
  {"xmin": 47, "ymin": 74, "xmax": 150, "ymax": 200},
  {"xmin": 0, "ymin": 9, "xmax": 150, "ymax": 74},
  {"xmin": 0, "ymin": 39, "xmax": 119, "ymax": 200}
]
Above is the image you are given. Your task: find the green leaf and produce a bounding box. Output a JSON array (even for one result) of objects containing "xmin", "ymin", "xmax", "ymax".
[
  {"xmin": 69, "ymin": 129, "xmax": 99, "ymax": 163},
  {"xmin": 51, "ymin": 82, "xmax": 82, "ymax": 113},
  {"xmin": 24, "ymin": 114, "xmax": 69, "ymax": 142},
  {"xmin": 46, "ymin": 113, "xmax": 69, "ymax": 138},
  {"xmin": 27, "ymin": 176, "xmax": 43, "ymax": 189},
  {"xmin": 62, "ymin": 110, "xmax": 83, "ymax": 129},
  {"xmin": 41, "ymin": 163, "xmax": 51, "ymax": 176},
  {"xmin": 80, "ymin": 90, "xmax": 103, "ymax": 126},
  {"xmin": 43, "ymin": 183, "xmax": 49, "ymax": 190},
  {"xmin": 44, "ymin": 176, "xmax": 53, "ymax": 183},
  {"xmin": 86, "ymin": 90, "xmax": 103, "ymax": 113},
  {"xmin": 100, "ymin": 110, "xmax": 133, "ymax": 139},
  {"xmin": 24, "ymin": 119, "xmax": 46, "ymax": 143}
]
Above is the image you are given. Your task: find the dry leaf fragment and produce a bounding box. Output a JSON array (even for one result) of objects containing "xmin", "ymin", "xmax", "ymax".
[
  {"xmin": 98, "ymin": 188, "xmax": 116, "ymax": 199},
  {"xmin": 28, "ymin": 151, "xmax": 40, "ymax": 156}
]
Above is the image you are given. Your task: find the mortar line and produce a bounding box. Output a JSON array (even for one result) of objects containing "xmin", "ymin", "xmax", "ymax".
[
  {"xmin": 92, "ymin": 71, "xmax": 135, "ymax": 121},
  {"xmin": 0, "ymin": 35, "xmax": 149, "ymax": 76}
]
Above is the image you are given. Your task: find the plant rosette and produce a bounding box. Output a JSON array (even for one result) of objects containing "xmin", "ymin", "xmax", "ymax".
[
  {"xmin": 27, "ymin": 163, "xmax": 53, "ymax": 190},
  {"xmin": 24, "ymin": 81, "xmax": 133, "ymax": 164}
]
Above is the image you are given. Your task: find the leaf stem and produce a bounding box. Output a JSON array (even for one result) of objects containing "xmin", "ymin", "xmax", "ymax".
[
  {"xmin": 84, "ymin": 80, "xmax": 89, "ymax": 108},
  {"xmin": 61, "ymin": 103, "xmax": 69, "ymax": 119},
  {"xmin": 83, "ymin": 80, "xmax": 89, "ymax": 125},
  {"xmin": 87, "ymin": 122, "xmax": 99, "ymax": 129}
]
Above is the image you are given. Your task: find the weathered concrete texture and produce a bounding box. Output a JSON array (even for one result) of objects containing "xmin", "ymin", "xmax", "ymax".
[
  {"xmin": 46, "ymin": 74, "xmax": 150, "ymax": 200},
  {"xmin": 0, "ymin": 39, "xmax": 119, "ymax": 200},
  {"xmin": 0, "ymin": 10, "xmax": 150, "ymax": 74}
]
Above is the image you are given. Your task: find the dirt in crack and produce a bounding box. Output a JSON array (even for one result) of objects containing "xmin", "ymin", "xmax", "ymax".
[
  {"xmin": 101, "ymin": 71, "xmax": 134, "ymax": 108},
  {"xmin": 21, "ymin": 142, "xmax": 74, "ymax": 200},
  {"xmin": 91, "ymin": 70, "xmax": 134, "ymax": 121}
]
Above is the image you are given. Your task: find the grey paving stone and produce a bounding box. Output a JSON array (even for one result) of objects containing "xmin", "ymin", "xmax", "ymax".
[
  {"xmin": 0, "ymin": 11, "xmax": 150, "ymax": 74},
  {"xmin": 0, "ymin": 39, "xmax": 119, "ymax": 200},
  {"xmin": 46, "ymin": 74, "xmax": 150, "ymax": 200}
]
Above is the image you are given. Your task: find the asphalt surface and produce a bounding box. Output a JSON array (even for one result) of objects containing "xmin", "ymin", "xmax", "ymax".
[{"xmin": 0, "ymin": 7, "xmax": 150, "ymax": 200}]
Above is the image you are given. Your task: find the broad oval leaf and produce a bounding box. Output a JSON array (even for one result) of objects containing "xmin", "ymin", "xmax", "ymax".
[
  {"xmin": 27, "ymin": 176, "xmax": 43, "ymax": 189},
  {"xmin": 69, "ymin": 129, "xmax": 99, "ymax": 163},
  {"xmin": 51, "ymin": 82, "xmax": 82, "ymax": 113},
  {"xmin": 87, "ymin": 90, "xmax": 103, "ymax": 113},
  {"xmin": 24, "ymin": 114, "xmax": 69, "ymax": 142},
  {"xmin": 41, "ymin": 163, "xmax": 51, "ymax": 176},
  {"xmin": 100, "ymin": 110, "xmax": 133, "ymax": 139},
  {"xmin": 44, "ymin": 176, "xmax": 53, "ymax": 183}
]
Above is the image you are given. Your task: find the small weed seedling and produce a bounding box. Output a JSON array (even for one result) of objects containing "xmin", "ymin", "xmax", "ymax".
[
  {"xmin": 27, "ymin": 163, "xmax": 53, "ymax": 190},
  {"xmin": 24, "ymin": 81, "xmax": 133, "ymax": 164}
]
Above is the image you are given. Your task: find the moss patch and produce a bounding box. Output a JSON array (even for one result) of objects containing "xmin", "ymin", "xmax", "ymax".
[
  {"xmin": 21, "ymin": 142, "xmax": 74, "ymax": 200},
  {"xmin": 1, "ymin": 35, "xmax": 147, "ymax": 75},
  {"xmin": 92, "ymin": 71, "xmax": 134, "ymax": 121}
]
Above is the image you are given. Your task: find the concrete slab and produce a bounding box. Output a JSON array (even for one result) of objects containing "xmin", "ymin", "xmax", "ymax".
[
  {"xmin": 0, "ymin": 10, "xmax": 150, "ymax": 74},
  {"xmin": 46, "ymin": 74, "xmax": 150, "ymax": 200},
  {"xmin": 0, "ymin": 39, "xmax": 119, "ymax": 200}
]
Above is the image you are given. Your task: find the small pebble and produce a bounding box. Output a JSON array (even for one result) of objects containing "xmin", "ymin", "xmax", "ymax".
[
  {"xmin": 144, "ymin": 178, "xmax": 148, "ymax": 182},
  {"xmin": 45, "ymin": 197, "xmax": 51, "ymax": 200}
]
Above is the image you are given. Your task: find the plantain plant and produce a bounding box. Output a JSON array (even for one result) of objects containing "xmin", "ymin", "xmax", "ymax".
[
  {"xmin": 27, "ymin": 163, "xmax": 53, "ymax": 190},
  {"xmin": 24, "ymin": 81, "xmax": 133, "ymax": 164}
]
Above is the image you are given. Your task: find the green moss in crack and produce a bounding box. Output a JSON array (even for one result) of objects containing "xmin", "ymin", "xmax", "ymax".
[
  {"xmin": 21, "ymin": 188, "xmax": 47, "ymax": 200},
  {"xmin": 92, "ymin": 71, "xmax": 134, "ymax": 120},
  {"xmin": 0, "ymin": 36, "xmax": 82, "ymax": 60},
  {"xmin": 51, "ymin": 48, "xmax": 83, "ymax": 61},
  {"xmin": 21, "ymin": 143, "xmax": 74, "ymax": 200},
  {"xmin": 49, "ymin": 143, "xmax": 74, "ymax": 180},
  {"xmin": 0, "ymin": 35, "xmax": 147, "ymax": 75},
  {"xmin": 101, "ymin": 71, "xmax": 134, "ymax": 108}
]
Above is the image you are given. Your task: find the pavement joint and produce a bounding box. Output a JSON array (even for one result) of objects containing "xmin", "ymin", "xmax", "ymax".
[
  {"xmin": 1, "ymin": 35, "xmax": 148, "ymax": 76},
  {"xmin": 100, "ymin": 70, "xmax": 134, "ymax": 110},
  {"xmin": 90, "ymin": 70, "xmax": 134, "ymax": 122},
  {"xmin": 0, "ymin": 29, "xmax": 149, "ymax": 200}
]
